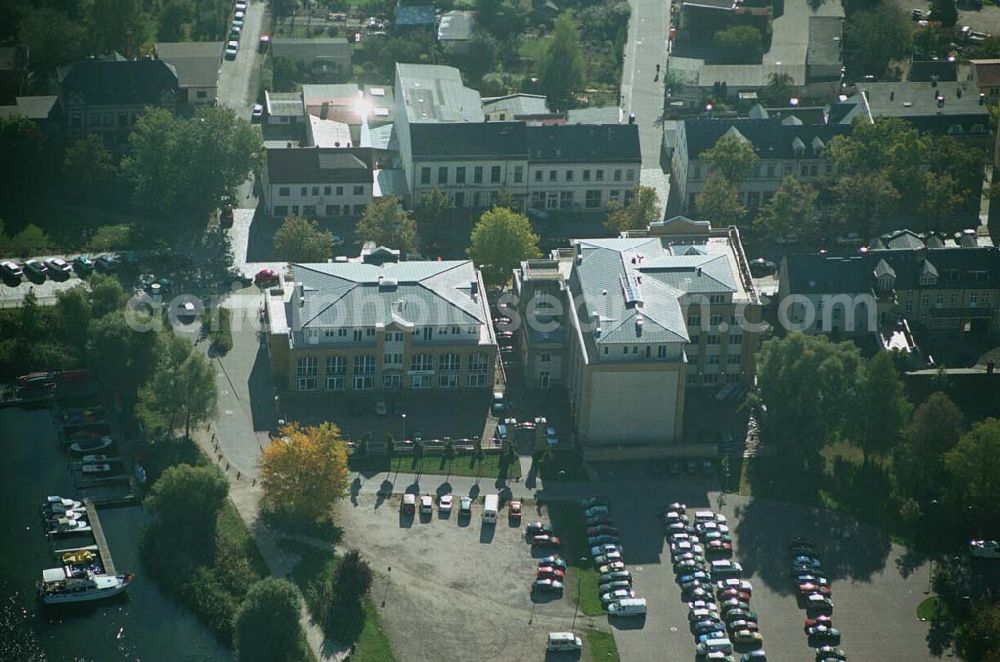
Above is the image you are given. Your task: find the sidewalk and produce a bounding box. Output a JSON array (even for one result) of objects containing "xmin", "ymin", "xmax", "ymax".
[{"xmin": 192, "ymin": 425, "xmax": 349, "ymax": 662}]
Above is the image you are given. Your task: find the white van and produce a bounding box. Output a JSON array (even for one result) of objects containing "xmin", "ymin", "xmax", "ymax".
[
  {"xmin": 483, "ymin": 494, "xmax": 498, "ymax": 523},
  {"xmin": 694, "ymin": 510, "xmax": 716, "ymax": 522},
  {"xmin": 607, "ymin": 597, "xmax": 647, "ymax": 617},
  {"xmin": 546, "ymin": 632, "xmax": 582, "ymax": 652},
  {"xmin": 695, "ymin": 637, "xmax": 733, "ymax": 656}
]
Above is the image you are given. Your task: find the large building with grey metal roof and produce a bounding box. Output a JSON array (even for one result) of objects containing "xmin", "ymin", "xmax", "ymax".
[
  {"xmin": 512, "ymin": 217, "xmax": 761, "ymax": 453},
  {"xmin": 266, "ymin": 246, "xmax": 497, "ymax": 392}
]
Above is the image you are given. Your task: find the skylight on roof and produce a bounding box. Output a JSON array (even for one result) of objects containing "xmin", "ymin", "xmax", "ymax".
[{"xmin": 370, "ymin": 87, "xmax": 386, "ymax": 96}]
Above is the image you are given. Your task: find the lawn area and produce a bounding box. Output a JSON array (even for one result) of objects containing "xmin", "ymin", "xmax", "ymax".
[
  {"xmin": 918, "ymin": 595, "xmax": 949, "ymax": 621},
  {"xmin": 217, "ymin": 501, "xmax": 270, "ymax": 577},
  {"xmin": 278, "ymin": 539, "xmax": 396, "ymax": 662},
  {"xmin": 545, "ymin": 500, "xmax": 604, "ymax": 616},
  {"xmin": 585, "ymin": 628, "xmax": 620, "ymax": 662},
  {"xmin": 1, "ymin": 194, "xmax": 142, "ymax": 253},
  {"xmin": 349, "ymin": 452, "xmax": 521, "ymax": 479}
]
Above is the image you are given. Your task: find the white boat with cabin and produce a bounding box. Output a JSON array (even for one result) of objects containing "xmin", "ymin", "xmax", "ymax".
[
  {"xmin": 48, "ymin": 517, "xmax": 92, "ymax": 535},
  {"xmin": 36, "ymin": 567, "xmax": 133, "ymax": 604}
]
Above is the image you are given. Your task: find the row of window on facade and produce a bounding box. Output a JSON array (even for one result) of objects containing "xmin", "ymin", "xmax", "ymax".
[
  {"xmin": 295, "ymin": 352, "xmax": 490, "ymax": 390},
  {"xmin": 691, "ymin": 161, "xmax": 832, "ymax": 182},
  {"xmin": 597, "ymin": 334, "xmax": 742, "ymax": 357},
  {"xmin": 71, "ymin": 111, "xmax": 141, "ymax": 129},
  {"xmin": 277, "ymin": 185, "xmax": 367, "ymax": 197},
  {"xmin": 305, "ymin": 327, "xmax": 480, "ymax": 342},
  {"xmin": 419, "ymin": 165, "xmax": 637, "ymax": 187},
  {"xmin": 687, "ymin": 372, "xmax": 744, "ymax": 385},
  {"xmin": 529, "ymin": 188, "xmax": 633, "ymax": 210},
  {"xmin": 273, "ymin": 204, "xmax": 366, "ymax": 217},
  {"xmin": 902, "ymin": 291, "xmax": 993, "ymax": 311},
  {"xmin": 879, "ymin": 272, "xmax": 992, "ymax": 291}
]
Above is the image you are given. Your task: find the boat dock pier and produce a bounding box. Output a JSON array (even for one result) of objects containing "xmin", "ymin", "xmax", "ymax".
[{"xmin": 83, "ymin": 498, "xmax": 116, "ymax": 574}]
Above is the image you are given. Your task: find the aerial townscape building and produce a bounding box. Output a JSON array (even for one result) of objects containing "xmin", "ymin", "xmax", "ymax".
[
  {"xmin": 513, "ymin": 216, "xmax": 761, "ymax": 455},
  {"xmin": 265, "ymin": 245, "xmax": 498, "ymax": 393}
]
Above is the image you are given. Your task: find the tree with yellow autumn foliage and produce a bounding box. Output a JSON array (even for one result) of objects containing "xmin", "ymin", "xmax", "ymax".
[{"xmin": 259, "ymin": 422, "xmax": 349, "ymax": 522}]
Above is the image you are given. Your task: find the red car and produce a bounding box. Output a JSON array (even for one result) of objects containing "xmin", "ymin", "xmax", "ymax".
[
  {"xmin": 805, "ymin": 615, "xmax": 833, "ymax": 632},
  {"xmin": 254, "ymin": 269, "xmax": 280, "ymax": 288},
  {"xmin": 509, "ymin": 500, "xmax": 522, "ymax": 522},
  {"xmin": 531, "ymin": 534, "xmax": 561, "ymax": 548},
  {"xmin": 799, "ymin": 583, "xmax": 832, "ymax": 597},
  {"xmin": 587, "ymin": 525, "xmax": 619, "ymax": 536},
  {"xmin": 720, "ymin": 588, "xmax": 751, "ymax": 603},
  {"xmin": 537, "ymin": 566, "xmax": 565, "ymax": 580}
]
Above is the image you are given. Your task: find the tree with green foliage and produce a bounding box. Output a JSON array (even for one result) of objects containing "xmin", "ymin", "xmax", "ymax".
[
  {"xmin": 122, "ymin": 107, "xmax": 261, "ymax": 221},
  {"xmin": 476, "ymin": 0, "xmax": 527, "ymax": 46},
  {"xmin": 754, "ymin": 333, "xmax": 862, "ymax": 460},
  {"xmin": 843, "ymin": 3, "xmax": 912, "ymax": 77},
  {"xmin": 467, "ymin": 207, "xmax": 541, "ymax": 286},
  {"xmin": 892, "ymin": 391, "xmax": 963, "ymax": 504},
  {"xmin": 138, "ymin": 333, "xmax": 217, "ymax": 438},
  {"xmin": 0, "ymin": 116, "xmax": 45, "ymax": 195},
  {"xmin": 63, "ymin": 134, "xmax": 118, "ymax": 203},
  {"xmin": 955, "ymin": 601, "xmax": 1000, "ymax": 661},
  {"xmin": 604, "ymin": 186, "xmax": 661, "ymax": 233},
  {"xmin": 759, "ymin": 72, "xmax": 796, "ymax": 107},
  {"xmin": 753, "ymin": 176, "xmax": 819, "ymax": 243},
  {"xmin": 87, "ymin": 272, "xmax": 127, "ymax": 318},
  {"xmin": 271, "ymin": 57, "xmax": 301, "ymax": 92},
  {"xmin": 849, "ymin": 352, "xmax": 911, "ymax": 460},
  {"xmin": 6, "ymin": 224, "xmax": 49, "ymax": 257},
  {"xmin": 87, "ymin": 0, "xmax": 151, "ymax": 56},
  {"xmin": 413, "ymin": 188, "xmax": 453, "ymax": 229},
  {"xmin": 146, "ymin": 463, "xmax": 228, "ymax": 550},
  {"xmin": 539, "ymin": 13, "xmax": 585, "ymax": 111},
  {"xmin": 930, "ymin": 0, "xmax": 958, "ymax": 28},
  {"xmin": 18, "ymin": 6, "xmax": 86, "ymax": 75},
  {"xmin": 712, "ymin": 25, "xmax": 763, "ymax": 64},
  {"xmin": 233, "ymin": 577, "xmax": 307, "ymax": 662},
  {"xmin": 88, "ymin": 310, "xmax": 162, "ymax": 409},
  {"xmin": 274, "ymin": 216, "xmax": 335, "ymax": 262},
  {"xmin": 944, "ymin": 418, "xmax": 1000, "ymax": 535},
  {"xmin": 333, "ymin": 549, "xmax": 373, "ymax": 606},
  {"xmin": 356, "ymin": 196, "xmax": 419, "ymax": 254},
  {"xmin": 695, "ymin": 174, "xmax": 746, "ymax": 227},
  {"xmin": 700, "ymin": 134, "xmax": 759, "ymax": 185},
  {"xmin": 830, "ymin": 173, "xmax": 900, "ymax": 237},
  {"xmin": 53, "ymin": 286, "xmax": 93, "ymax": 360}
]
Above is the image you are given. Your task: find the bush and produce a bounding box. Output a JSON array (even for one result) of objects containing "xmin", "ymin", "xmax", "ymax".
[{"xmin": 333, "ymin": 549, "xmax": 373, "ymax": 606}]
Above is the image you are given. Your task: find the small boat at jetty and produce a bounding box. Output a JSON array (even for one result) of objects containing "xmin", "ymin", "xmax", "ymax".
[{"xmin": 36, "ymin": 568, "xmax": 133, "ymax": 604}]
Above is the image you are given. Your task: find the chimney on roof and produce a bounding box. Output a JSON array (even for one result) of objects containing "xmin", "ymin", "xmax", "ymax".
[
  {"xmin": 937, "ymin": 97, "xmax": 945, "ymax": 108},
  {"xmin": 470, "ymin": 281, "xmax": 478, "ymax": 300},
  {"xmin": 296, "ymin": 282, "xmax": 305, "ymax": 306},
  {"xmin": 957, "ymin": 87, "xmax": 962, "ymax": 98},
  {"xmin": 126, "ymin": 29, "xmax": 134, "ymax": 60},
  {"xmin": 696, "ymin": 267, "xmax": 702, "ymax": 277},
  {"xmin": 981, "ymin": 93, "xmax": 987, "ymax": 105},
  {"xmin": 890, "ymin": 91, "xmax": 894, "ymax": 101}
]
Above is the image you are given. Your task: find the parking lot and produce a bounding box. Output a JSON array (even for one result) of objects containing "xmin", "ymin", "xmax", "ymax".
[
  {"xmin": 335, "ymin": 492, "xmax": 612, "ymax": 661},
  {"xmin": 593, "ymin": 476, "xmax": 935, "ymax": 662},
  {"xmin": 0, "ymin": 259, "xmax": 92, "ymax": 307}
]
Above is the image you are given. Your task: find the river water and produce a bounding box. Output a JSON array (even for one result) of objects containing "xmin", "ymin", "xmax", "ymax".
[{"xmin": 0, "ymin": 406, "xmax": 230, "ymax": 661}]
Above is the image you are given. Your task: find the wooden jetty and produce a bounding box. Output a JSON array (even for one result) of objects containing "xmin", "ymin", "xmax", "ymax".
[{"xmin": 83, "ymin": 498, "xmax": 116, "ymax": 575}]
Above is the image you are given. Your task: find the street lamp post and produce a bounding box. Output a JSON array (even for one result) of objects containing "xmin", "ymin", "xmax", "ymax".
[
  {"xmin": 571, "ymin": 556, "xmax": 588, "ymax": 630},
  {"xmin": 400, "ymin": 413, "xmax": 407, "ymax": 441}
]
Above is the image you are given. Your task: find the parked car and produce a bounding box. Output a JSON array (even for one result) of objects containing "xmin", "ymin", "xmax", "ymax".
[
  {"xmin": 598, "ymin": 570, "xmax": 632, "ymax": 585},
  {"xmin": 587, "ymin": 525, "xmax": 619, "ymax": 536},
  {"xmin": 799, "ymin": 582, "xmax": 832, "ymax": 597},
  {"xmin": 598, "ymin": 579, "xmax": 632, "ymax": 594},
  {"xmin": 584, "ymin": 505, "xmax": 609, "ymax": 518},
  {"xmin": 804, "ymin": 615, "xmax": 833, "ymax": 632},
  {"xmin": 374, "ymin": 397, "xmax": 388, "ymax": 416},
  {"xmin": 581, "ymin": 496, "xmax": 609, "ymax": 508},
  {"xmin": 815, "ymin": 646, "xmax": 847, "ymax": 661},
  {"xmin": 525, "ymin": 522, "xmax": 551, "ymax": 537},
  {"xmin": 600, "ymin": 588, "xmax": 635, "ymax": 606},
  {"xmin": 23, "ymin": 259, "xmax": 47, "ymax": 278},
  {"xmin": 419, "ymin": 494, "xmax": 433, "ymax": 515},
  {"xmin": 73, "ymin": 255, "xmax": 94, "ymax": 274},
  {"xmin": 805, "ymin": 594, "xmax": 834, "ymax": 615},
  {"xmin": 970, "ymin": 539, "xmax": 1000, "ymax": 559},
  {"xmin": 1, "ymin": 261, "xmax": 23, "ymax": 279},
  {"xmin": 531, "ymin": 534, "xmax": 561, "ymax": 548},
  {"xmin": 95, "ymin": 254, "xmax": 118, "ymax": 272},
  {"xmin": 438, "ymin": 494, "xmax": 452, "ymax": 513},
  {"xmin": 509, "ymin": 499, "xmax": 522, "ymax": 522},
  {"xmin": 531, "ymin": 579, "xmax": 563, "ymax": 593},
  {"xmin": 258, "ymin": 33, "xmax": 270, "ymax": 52},
  {"xmin": 538, "ymin": 555, "xmax": 567, "ymax": 570},
  {"xmin": 728, "ymin": 619, "xmax": 759, "ymax": 633},
  {"xmin": 806, "ymin": 625, "xmax": 841, "ymax": 645},
  {"xmin": 591, "ymin": 544, "xmax": 623, "ymax": 557},
  {"xmin": 459, "ymin": 496, "xmax": 472, "ymax": 517},
  {"xmin": 724, "ymin": 608, "xmax": 758, "ymax": 623},
  {"xmin": 741, "ymin": 652, "xmax": 767, "ymax": 662},
  {"xmin": 225, "ymin": 41, "xmax": 239, "ymax": 59},
  {"xmin": 46, "ymin": 258, "xmax": 72, "ymax": 275},
  {"xmin": 594, "ymin": 552, "xmax": 623, "ymax": 566},
  {"xmin": 251, "ymin": 103, "xmax": 264, "ymax": 122},
  {"xmin": 588, "ymin": 535, "xmax": 620, "ymax": 547},
  {"xmin": 537, "ymin": 567, "xmax": 565, "ymax": 581},
  {"xmin": 597, "ymin": 561, "xmax": 626, "ymax": 574},
  {"xmin": 732, "ymin": 629, "xmax": 763, "ymax": 646}
]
